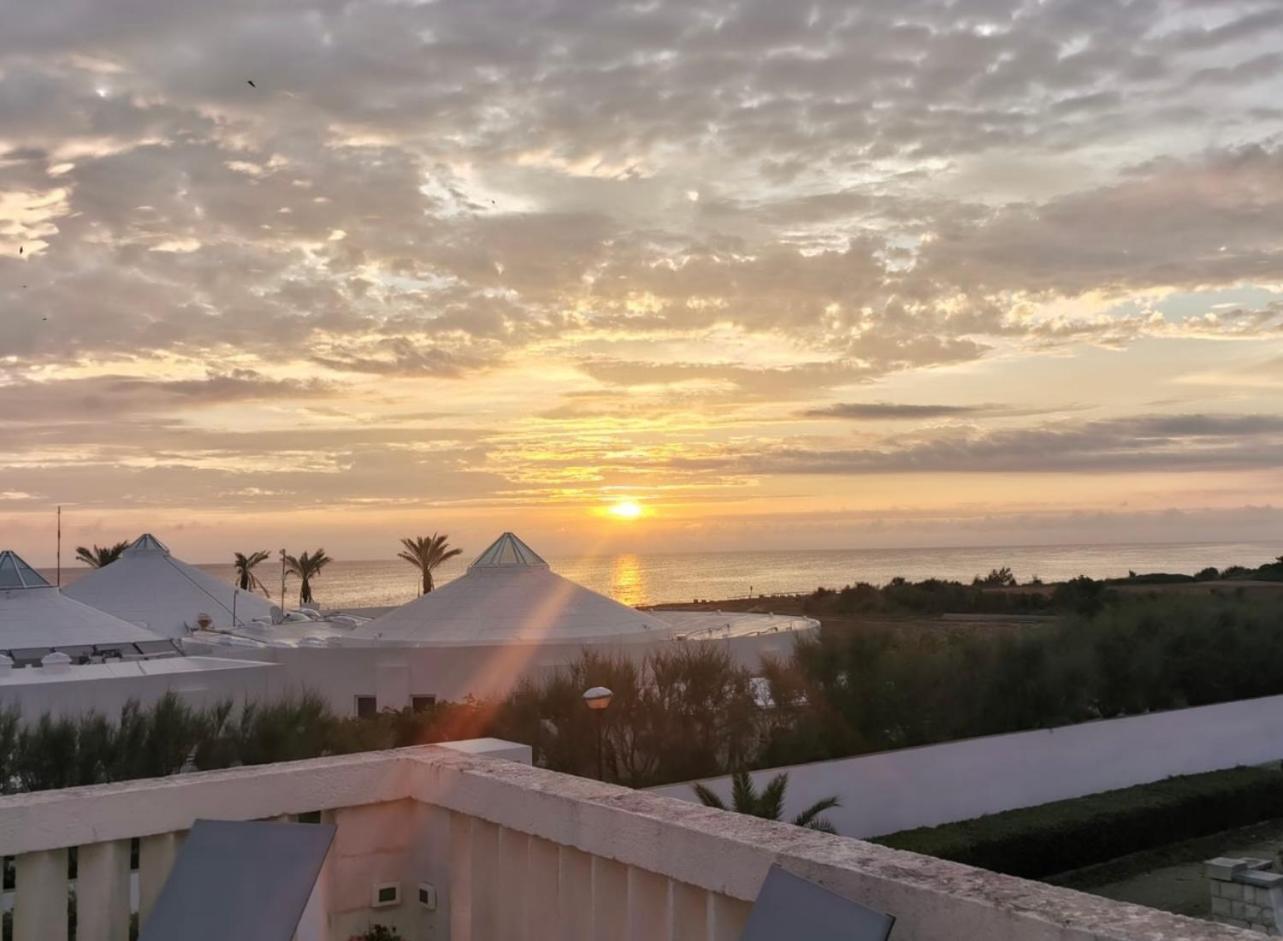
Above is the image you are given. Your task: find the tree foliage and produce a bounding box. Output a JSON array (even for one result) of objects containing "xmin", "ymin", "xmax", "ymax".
[
  {"xmin": 283, "ymin": 548, "xmax": 332, "ymax": 605},
  {"xmin": 397, "ymin": 534, "xmax": 463, "ymax": 595},
  {"xmin": 74, "ymin": 541, "xmax": 130, "ymax": 568},
  {"xmin": 233, "ymin": 550, "xmax": 272, "ymax": 594}
]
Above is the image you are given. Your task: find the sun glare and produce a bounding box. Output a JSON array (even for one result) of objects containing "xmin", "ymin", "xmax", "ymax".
[{"xmin": 608, "ymin": 500, "xmax": 643, "ymax": 520}]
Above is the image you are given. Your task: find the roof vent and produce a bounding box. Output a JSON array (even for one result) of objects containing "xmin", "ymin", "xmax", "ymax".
[{"xmin": 41, "ymin": 651, "xmax": 73, "ymax": 674}]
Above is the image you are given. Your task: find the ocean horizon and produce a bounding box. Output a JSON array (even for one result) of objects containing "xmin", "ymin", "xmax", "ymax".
[{"xmin": 43, "ymin": 540, "xmax": 1281, "ymax": 610}]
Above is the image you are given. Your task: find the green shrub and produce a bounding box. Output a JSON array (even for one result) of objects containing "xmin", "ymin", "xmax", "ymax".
[{"xmin": 874, "ymin": 766, "xmax": 1283, "ymax": 878}]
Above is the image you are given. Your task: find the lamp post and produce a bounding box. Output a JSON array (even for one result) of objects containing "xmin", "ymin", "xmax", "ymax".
[{"xmin": 582, "ymin": 686, "xmax": 613, "ymax": 780}]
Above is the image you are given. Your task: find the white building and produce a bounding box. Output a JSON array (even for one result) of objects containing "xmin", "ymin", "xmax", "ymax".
[
  {"xmin": 0, "ymin": 549, "xmax": 171, "ymax": 663},
  {"xmin": 355, "ymin": 532, "xmax": 681, "ymax": 646},
  {"xmin": 63, "ymin": 533, "xmax": 275, "ymax": 637},
  {"xmin": 0, "ymin": 548, "xmax": 278, "ymax": 719},
  {"xmin": 185, "ymin": 532, "xmax": 817, "ymax": 713},
  {"xmin": 0, "ymin": 531, "xmax": 814, "ymax": 718}
]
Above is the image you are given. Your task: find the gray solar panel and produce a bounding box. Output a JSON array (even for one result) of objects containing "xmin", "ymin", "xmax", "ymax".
[
  {"xmin": 139, "ymin": 819, "xmax": 335, "ymax": 941},
  {"xmin": 740, "ymin": 865, "xmax": 895, "ymax": 941}
]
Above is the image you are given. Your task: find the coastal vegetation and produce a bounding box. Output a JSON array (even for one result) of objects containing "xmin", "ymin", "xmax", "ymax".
[
  {"xmin": 232, "ymin": 549, "xmax": 272, "ymax": 594},
  {"xmin": 693, "ymin": 770, "xmax": 840, "ymax": 833},
  {"xmin": 397, "ymin": 533, "xmax": 462, "ymax": 594},
  {"xmin": 283, "ymin": 548, "xmax": 332, "ymax": 605},
  {"xmin": 73, "ymin": 541, "xmax": 129, "ymax": 568}
]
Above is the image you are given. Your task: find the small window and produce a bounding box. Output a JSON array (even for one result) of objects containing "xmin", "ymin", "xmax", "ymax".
[
  {"xmin": 411, "ymin": 695, "xmax": 437, "ymax": 713},
  {"xmin": 355, "ymin": 695, "xmax": 377, "ymax": 719},
  {"xmin": 297, "ymin": 811, "xmax": 322, "ymax": 824}
]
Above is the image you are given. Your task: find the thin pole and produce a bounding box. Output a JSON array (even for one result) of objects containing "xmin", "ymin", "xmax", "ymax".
[
  {"xmin": 279, "ymin": 549, "xmax": 287, "ymax": 619},
  {"xmin": 596, "ymin": 710, "xmax": 605, "ymax": 781},
  {"xmin": 56, "ymin": 505, "xmax": 61, "ymax": 587}
]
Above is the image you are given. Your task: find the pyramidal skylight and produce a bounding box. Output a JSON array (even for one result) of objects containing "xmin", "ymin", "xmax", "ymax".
[
  {"xmin": 468, "ymin": 532, "xmax": 549, "ymax": 569},
  {"xmin": 0, "ymin": 551, "xmax": 52, "ymax": 590},
  {"xmin": 125, "ymin": 533, "xmax": 170, "ymax": 554}
]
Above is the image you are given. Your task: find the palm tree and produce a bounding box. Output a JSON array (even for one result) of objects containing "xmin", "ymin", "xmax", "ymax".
[
  {"xmin": 397, "ymin": 534, "xmax": 463, "ymax": 595},
  {"xmin": 693, "ymin": 770, "xmax": 840, "ymax": 833},
  {"xmin": 283, "ymin": 549, "xmax": 332, "ymax": 606},
  {"xmin": 74, "ymin": 541, "xmax": 130, "ymax": 568},
  {"xmin": 232, "ymin": 550, "xmax": 272, "ymax": 595}
]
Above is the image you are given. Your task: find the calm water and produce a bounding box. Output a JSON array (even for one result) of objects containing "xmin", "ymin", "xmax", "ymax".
[{"xmin": 51, "ymin": 541, "xmax": 1279, "ymax": 609}]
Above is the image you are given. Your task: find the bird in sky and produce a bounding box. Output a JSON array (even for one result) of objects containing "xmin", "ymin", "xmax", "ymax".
[
  {"xmin": 247, "ymin": 80, "xmax": 256, "ymax": 88},
  {"xmin": 17, "ymin": 246, "xmax": 22, "ymax": 255}
]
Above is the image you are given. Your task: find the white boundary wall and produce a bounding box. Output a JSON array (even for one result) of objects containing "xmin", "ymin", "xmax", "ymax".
[{"xmin": 650, "ymin": 693, "xmax": 1283, "ymax": 838}]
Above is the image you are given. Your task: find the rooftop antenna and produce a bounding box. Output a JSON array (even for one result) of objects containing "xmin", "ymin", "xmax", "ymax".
[
  {"xmin": 279, "ymin": 548, "xmax": 287, "ymax": 623},
  {"xmin": 56, "ymin": 505, "xmax": 62, "ymax": 587}
]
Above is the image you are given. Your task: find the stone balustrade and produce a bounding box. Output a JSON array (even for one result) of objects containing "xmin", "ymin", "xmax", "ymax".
[{"xmin": 0, "ymin": 742, "xmax": 1268, "ymax": 941}]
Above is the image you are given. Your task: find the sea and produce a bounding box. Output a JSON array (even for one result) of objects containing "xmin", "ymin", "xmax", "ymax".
[{"xmin": 47, "ymin": 541, "xmax": 1280, "ymax": 609}]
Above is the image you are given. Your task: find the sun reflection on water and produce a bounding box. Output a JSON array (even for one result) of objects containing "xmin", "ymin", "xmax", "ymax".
[{"xmin": 609, "ymin": 553, "xmax": 646, "ymax": 607}]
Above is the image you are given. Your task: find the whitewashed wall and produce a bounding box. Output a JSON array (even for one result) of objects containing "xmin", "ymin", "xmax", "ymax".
[
  {"xmin": 0, "ymin": 657, "xmax": 278, "ymax": 721},
  {"xmin": 649, "ymin": 693, "xmax": 1283, "ymax": 838},
  {"xmin": 184, "ymin": 630, "xmax": 801, "ymax": 714}
]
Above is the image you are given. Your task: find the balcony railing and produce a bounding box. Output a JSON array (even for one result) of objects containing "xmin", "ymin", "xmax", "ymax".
[{"xmin": 0, "ymin": 742, "xmax": 1261, "ymax": 940}]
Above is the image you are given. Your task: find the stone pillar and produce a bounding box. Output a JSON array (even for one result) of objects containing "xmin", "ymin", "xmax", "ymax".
[
  {"xmin": 1206, "ymin": 856, "xmax": 1283, "ymax": 935},
  {"xmin": 14, "ymin": 849, "xmax": 68, "ymax": 941},
  {"xmin": 138, "ymin": 831, "xmax": 182, "ymax": 929},
  {"xmin": 626, "ymin": 867, "xmax": 671, "ymax": 941},
  {"xmin": 76, "ymin": 840, "xmax": 132, "ymax": 941}
]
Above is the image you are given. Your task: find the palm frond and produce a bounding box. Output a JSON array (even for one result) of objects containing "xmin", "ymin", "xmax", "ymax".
[
  {"xmin": 758, "ymin": 773, "xmax": 788, "ymax": 821},
  {"xmin": 692, "ymin": 782, "xmax": 726, "ymax": 810},
  {"xmin": 730, "ymin": 770, "xmax": 757, "ymax": 814},
  {"xmin": 792, "ymin": 795, "xmax": 840, "ymax": 829}
]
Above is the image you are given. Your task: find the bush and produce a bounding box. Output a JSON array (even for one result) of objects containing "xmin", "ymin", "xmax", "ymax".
[{"xmin": 875, "ymin": 766, "xmax": 1283, "ymax": 878}]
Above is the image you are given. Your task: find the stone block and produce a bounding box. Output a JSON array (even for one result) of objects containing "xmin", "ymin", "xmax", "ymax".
[
  {"xmin": 1212, "ymin": 897, "xmax": 1232, "ymax": 916},
  {"xmin": 1207, "ymin": 857, "xmax": 1250, "ymax": 880},
  {"xmin": 1241, "ymin": 870, "xmax": 1283, "ymax": 888},
  {"xmin": 1232, "ymin": 900, "xmax": 1247, "ymax": 918},
  {"xmin": 1222, "ymin": 883, "xmax": 1243, "ymax": 901}
]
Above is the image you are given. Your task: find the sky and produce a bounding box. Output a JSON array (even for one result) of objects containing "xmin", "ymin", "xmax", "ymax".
[{"xmin": 1, "ymin": 0, "xmax": 1282, "ymax": 563}]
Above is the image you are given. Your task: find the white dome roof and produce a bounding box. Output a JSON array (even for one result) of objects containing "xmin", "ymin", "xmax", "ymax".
[
  {"xmin": 0, "ymin": 551, "xmax": 165, "ymax": 650},
  {"xmin": 357, "ymin": 532, "xmax": 674, "ymax": 646},
  {"xmin": 64, "ymin": 534, "xmax": 275, "ymax": 638}
]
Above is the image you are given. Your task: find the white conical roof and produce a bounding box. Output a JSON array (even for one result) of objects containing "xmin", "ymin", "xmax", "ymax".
[
  {"xmin": 0, "ymin": 551, "xmax": 165, "ymax": 650},
  {"xmin": 64, "ymin": 534, "xmax": 275, "ymax": 637},
  {"xmin": 357, "ymin": 532, "xmax": 674, "ymax": 646}
]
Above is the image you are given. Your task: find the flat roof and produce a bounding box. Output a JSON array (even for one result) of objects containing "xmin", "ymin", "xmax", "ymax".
[{"xmin": 0, "ymin": 656, "xmax": 276, "ymax": 686}]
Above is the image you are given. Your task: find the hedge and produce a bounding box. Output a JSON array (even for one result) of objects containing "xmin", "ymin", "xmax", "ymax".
[{"xmin": 874, "ymin": 765, "xmax": 1283, "ymax": 879}]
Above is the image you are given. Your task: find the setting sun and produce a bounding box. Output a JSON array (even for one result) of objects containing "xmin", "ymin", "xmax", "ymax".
[{"xmin": 608, "ymin": 500, "xmax": 643, "ymax": 520}]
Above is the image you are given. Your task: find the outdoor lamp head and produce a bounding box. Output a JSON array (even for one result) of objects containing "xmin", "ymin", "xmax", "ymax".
[{"xmin": 583, "ymin": 686, "xmax": 613, "ymax": 711}]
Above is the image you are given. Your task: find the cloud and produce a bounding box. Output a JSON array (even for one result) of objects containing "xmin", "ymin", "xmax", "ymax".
[
  {"xmin": 667, "ymin": 413, "xmax": 1283, "ymax": 476},
  {"xmin": 1, "ymin": 0, "xmax": 1283, "ymax": 533},
  {"xmin": 802, "ymin": 402, "xmax": 1000, "ymax": 420},
  {"xmin": 0, "ymin": 370, "xmax": 334, "ymax": 421}
]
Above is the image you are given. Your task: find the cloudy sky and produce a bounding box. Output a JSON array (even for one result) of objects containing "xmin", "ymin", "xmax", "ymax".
[{"xmin": 2, "ymin": 0, "xmax": 1282, "ymax": 562}]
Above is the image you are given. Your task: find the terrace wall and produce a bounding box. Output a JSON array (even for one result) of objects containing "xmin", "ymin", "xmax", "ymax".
[{"xmin": 0, "ymin": 742, "xmax": 1264, "ymax": 941}]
